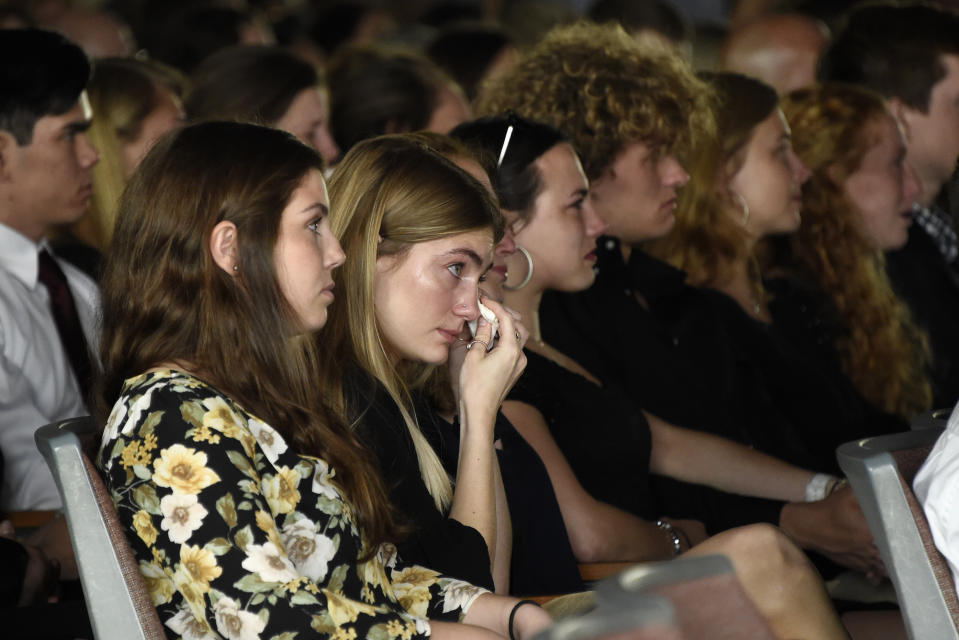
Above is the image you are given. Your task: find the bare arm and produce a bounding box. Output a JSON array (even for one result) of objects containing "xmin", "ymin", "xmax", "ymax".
[
  {"xmin": 491, "ymin": 455, "xmax": 512, "ymax": 594},
  {"xmin": 448, "ymin": 300, "xmax": 527, "ymax": 587},
  {"xmin": 645, "ymin": 411, "xmax": 812, "ymax": 502},
  {"xmin": 460, "ymin": 593, "xmax": 552, "ymax": 640},
  {"xmin": 644, "ymin": 413, "xmax": 883, "ymax": 574},
  {"xmin": 501, "ymin": 400, "xmax": 676, "ymax": 562},
  {"xmin": 449, "ymin": 405, "xmax": 498, "ymax": 571}
]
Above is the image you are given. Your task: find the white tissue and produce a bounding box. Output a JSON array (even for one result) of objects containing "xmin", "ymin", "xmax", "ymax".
[{"xmin": 468, "ymin": 300, "xmax": 500, "ymax": 348}]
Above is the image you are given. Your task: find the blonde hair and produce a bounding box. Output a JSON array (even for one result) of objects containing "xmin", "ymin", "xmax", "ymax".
[
  {"xmin": 780, "ymin": 83, "xmax": 931, "ymax": 418},
  {"xmin": 324, "ymin": 134, "xmax": 503, "ymax": 511},
  {"xmin": 475, "ymin": 21, "xmax": 713, "ymax": 180},
  {"xmin": 81, "ymin": 57, "xmax": 184, "ymax": 249}
]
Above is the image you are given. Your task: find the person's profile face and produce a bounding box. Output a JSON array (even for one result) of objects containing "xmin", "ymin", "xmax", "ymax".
[
  {"xmin": 728, "ymin": 109, "xmax": 810, "ymax": 238},
  {"xmin": 450, "ymin": 156, "xmax": 513, "ymax": 302},
  {"xmin": 843, "ymin": 113, "xmax": 921, "ymax": 251},
  {"xmin": 373, "ymin": 229, "xmax": 493, "ymax": 365},
  {"xmin": 273, "ymin": 170, "xmax": 345, "ymax": 333},
  {"xmin": 121, "ymin": 84, "xmax": 183, "ymax": 178},
  {"xmin": 3, "ymin": 91, "xmax": 99, "ymax": 241},
  {"xmin": 587, "ymin": 141, "xmax": 689, "ymax": 245},
  {"xmin": 899, "ymin": 53, "xmax": 959, "ymax": 204},
  {"xmin": 275, "ymin": 86, "xmax": 340, "ymax": 166},
  {"xmin": 509, "ymin": 143, "xmax": 607, "ymax": 294}
]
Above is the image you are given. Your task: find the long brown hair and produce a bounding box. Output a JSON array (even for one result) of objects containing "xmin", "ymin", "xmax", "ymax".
[
  {"xmin": 646, "ymin": 72, "xmax": 779, "ymax": 292},
  {"xmin": 98, "ymin": 121, "xmax": 401, "ymax": 552},
  {"xmin": 780, "ymin": 84, "xmax": 931, "ymax": 418},
  {"xmin": 324, "ymin": 134, "xmax": 503, "ymax": 511}
]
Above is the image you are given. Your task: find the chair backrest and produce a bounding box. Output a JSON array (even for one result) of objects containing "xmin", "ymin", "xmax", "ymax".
[
  {"xmin": 911, "ymin": 408, "xmax": 951, "ymax": 431},
  {"xmin": 534, "ymin": 594, "xmax": 684, "ymax": 640},
  {"xmin": 837, "ymin": 428, "xmax": 959, "ymax": 640},
  {"xmin": 34, "ymin": 416, "xmax": 166, "ymax": 640},
  {"xmin": 593, "ymin": 554, "xmax": 776, "ymax": 640}
]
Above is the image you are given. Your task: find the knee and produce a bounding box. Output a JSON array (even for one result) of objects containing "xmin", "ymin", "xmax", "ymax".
[
  {"xmin": 724, "ymin": 524, "xmax": 787, "ymax": 560},
  {"xmin": 721, "ymin": 524, "xmax": 810, "ymax": 578}
]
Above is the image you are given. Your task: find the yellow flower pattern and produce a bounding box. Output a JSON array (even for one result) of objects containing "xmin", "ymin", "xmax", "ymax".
[
  {"xmin": 133, "ymin": 509, "xmax": 159, "ymax": 546},
  {"xmin": 97, "ymin": 370, "xmax": 486, "ymax": 640},
  {"xmin": 261, "ymin": 465, "xmax": 302, "ymax": 514},
  {"xmin": 153, "ymin": 444, "xmax": 221, "ymax": 495},
  {"xmin": 120, "ymin": 433, "xmax": 157, "ymax": 469}
]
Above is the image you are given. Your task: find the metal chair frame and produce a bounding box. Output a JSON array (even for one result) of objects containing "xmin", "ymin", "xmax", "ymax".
[{"xmin": 837, "ymin": 428, "xmax": 959, "ymax": 640}]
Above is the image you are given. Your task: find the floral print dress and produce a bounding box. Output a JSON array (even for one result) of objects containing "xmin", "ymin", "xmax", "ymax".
[{"xmin": 97, "ymin": 369, "xmax": 486, "ymax": 640}]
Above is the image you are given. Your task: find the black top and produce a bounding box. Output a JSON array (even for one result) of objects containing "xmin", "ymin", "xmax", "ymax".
[
  {"xmin": 541, "ymin": 237, "xmax": 913, "ymax": 476},
  {"xmin": 505, "ymin": 349, "xmax": 787, "ymax": 533},
  {"xmin": 541, "ymin": 239, "xmax": 818, "ymax": 466},
  {"xmin": 765, "ymin": 274, "xmax": 907, "ymax": 449},
  {"xmin": 416, "ymin": 401, "xmax": 584, "ymax": 596},
  {"xmin": 540, "ymin": 238, "xmax": 744, "ymax": 437},
  {"xmin": 347, "ymin": 371, "xmax": 494, "ymax": 591},
  {"xmin": 886, "ymin": 223, "xmax": 959, "ymax": 408},
  {"xmin": 506, "ymin": 349, "xmax": 653, "ymax": 517}
]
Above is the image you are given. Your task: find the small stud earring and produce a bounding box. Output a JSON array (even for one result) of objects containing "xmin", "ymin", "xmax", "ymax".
[{"xmin": 233, "ymin": 264, "xmax": 238, "ymax": 272}]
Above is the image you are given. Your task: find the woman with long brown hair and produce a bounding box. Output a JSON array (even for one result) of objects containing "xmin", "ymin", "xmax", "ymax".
[
  {"xmin": 186, "ymin": 45, "xmax": 340, "ymax": 165},
  {"xmin": 770, "ymin": 83, "xmax": 931, "ymax": 421},
  {"xmin": 646, "ymin": 72, "xmax": 909, "ymax": 470},
  {"xmin": 96, "ymin": 121, "xmax": 550, "ymax": 640}
]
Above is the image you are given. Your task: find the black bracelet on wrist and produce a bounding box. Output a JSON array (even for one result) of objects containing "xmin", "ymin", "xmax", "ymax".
[{"xmin": 508, "ymin": 599, "xmax": 540, "ymax": 640}]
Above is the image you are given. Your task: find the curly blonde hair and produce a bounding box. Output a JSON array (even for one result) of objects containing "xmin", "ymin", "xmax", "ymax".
[
  {"xmin": 474, "ymin": 21, "xmax": 713, "ymax": 181},
  {"xmin": 781, "ymin": 83, "xmax": 931, "ymax": 419}
]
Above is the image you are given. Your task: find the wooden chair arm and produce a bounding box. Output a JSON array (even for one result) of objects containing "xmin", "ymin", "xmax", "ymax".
[{"xmin": 579, "ymin": 561, "xmax": 636, "ymax": 583}]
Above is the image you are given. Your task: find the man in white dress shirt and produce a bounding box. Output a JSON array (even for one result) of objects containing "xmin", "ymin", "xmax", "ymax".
[
  {"xmin": 915, "ymin": 403, "xmax": 959, "ymax": 591},
  {"xmin": 0, "ymin": 29, "xmax": 98, "ymax": 567}
]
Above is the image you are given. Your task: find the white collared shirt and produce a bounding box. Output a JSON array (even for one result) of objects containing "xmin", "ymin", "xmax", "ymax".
[
  {"xmin": 0, "ymin": 222, "xmax": 99, "ymax": 510},
  {"xmin": 915, "ymin": 401, "xmax": 959, "ymax": 591}
]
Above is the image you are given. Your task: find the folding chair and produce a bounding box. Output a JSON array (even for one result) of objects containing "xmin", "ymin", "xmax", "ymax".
[
  {"xmin": 911, "ymin": 408, "xmax": 951, "ymax": 431},
  {"xmin": 34, "ymin": 416, "xmax": 165, "ymax": 640},
  {"xmin": 837, "ymin": 428, "xmax": 959, "ymax": 639},
  {"xmin": 594, "ymin": 554, "xmax": 776, "ymax": 640}
]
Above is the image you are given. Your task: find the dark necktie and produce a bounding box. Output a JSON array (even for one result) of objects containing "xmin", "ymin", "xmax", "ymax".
[{"xmin": 37, "ymin": 248, "xmax": 92, "ymax": 404}]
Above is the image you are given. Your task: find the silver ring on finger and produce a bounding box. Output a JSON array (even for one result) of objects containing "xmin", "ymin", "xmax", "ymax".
[{"xmin": 466, "ymin": 339, "xmax": 489, "ymax": 352}]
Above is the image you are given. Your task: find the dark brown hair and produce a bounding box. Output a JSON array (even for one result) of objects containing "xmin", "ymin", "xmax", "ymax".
[
  {"xmin": 98, "ymin": 121, "xmax": 400, "ymax": 552},
  {"xmin": 186, "ymin": 45, "xmax": 320, "ymax": 126}
]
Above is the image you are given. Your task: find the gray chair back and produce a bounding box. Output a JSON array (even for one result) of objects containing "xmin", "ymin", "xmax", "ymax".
[
  {"xmin": 35, "ymin": 416, "xmax": 165, "ymax": 640},
  {"xmin": 837, "ymin": 428, "xmax": 959, "ymax": 640},
  {"xmin": 911, "ymin": 408, "xmax": 951, "ymax": 431},
  {"xmin": 594, "ymin": 554, "xmax": 775, "ymax": 640},
  {"xmin": 534, "ymin": 595, "xmax": 683, "ymax": 640}
]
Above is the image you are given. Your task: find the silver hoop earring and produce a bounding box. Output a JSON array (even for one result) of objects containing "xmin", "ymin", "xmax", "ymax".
[
  {"xmin": 733, "ymin": 191, "xmax": 750, "ymax": 225},
  {"xmin": 503, "ymin": 246, "xmax": 533, "ymax": 291}
]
